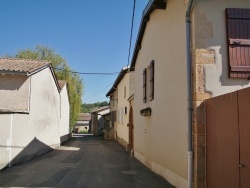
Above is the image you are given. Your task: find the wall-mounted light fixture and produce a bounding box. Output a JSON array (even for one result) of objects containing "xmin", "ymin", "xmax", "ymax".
[{"xmin": 140, "ymin": 107, "xmax": 151, "ymax": 116}]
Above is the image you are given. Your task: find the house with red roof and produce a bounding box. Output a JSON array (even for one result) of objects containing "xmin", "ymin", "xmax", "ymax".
[{"xmin": 0, "ymin": 58, "xmax": 69, "ymax": 170}]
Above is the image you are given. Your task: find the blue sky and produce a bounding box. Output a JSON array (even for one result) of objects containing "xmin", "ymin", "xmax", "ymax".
[{"xmin": 0, "ymin": 0, "xmax": 148, "ymax": 103}]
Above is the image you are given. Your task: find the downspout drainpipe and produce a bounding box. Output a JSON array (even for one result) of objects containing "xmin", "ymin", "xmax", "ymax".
[{"xmin": 186, "ymin": 0, "xmax": 194, "ymax": 188}]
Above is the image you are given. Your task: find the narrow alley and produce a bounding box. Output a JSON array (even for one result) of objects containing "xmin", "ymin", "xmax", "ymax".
[{"xmin": 0, "ymin": 136, "xmax": 174, "ymax": 188}]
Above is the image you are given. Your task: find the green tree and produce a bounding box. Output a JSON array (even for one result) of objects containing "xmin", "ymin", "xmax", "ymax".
[
  {"xmin": 81, "ymin": 101, "xmax": 109, "ymax": 113},
  {"xmin": 15, "ymin": 45, "xmax": 83, "ymax": 128}
]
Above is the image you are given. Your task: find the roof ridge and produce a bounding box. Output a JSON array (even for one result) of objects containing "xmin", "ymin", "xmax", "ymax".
[{"xmin": 0, "ymin": 57, "xmax": 51, "ymax": 63}]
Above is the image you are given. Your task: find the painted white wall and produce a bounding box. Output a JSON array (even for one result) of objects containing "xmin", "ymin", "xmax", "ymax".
[
  {"xmin": 59, "ymin": 84, "xmax": 70, "ymax": 143},
  {"xmin": 0, "ymin": 68, "xmax": 61, "ymax": 170},
  {"xmin": 193, "ymin": 0, "xmax": 250, "ymax": 97},
  {"xmin": 133, "ymin": 1, "xmax": 188, "ymax": 187},
  {"xmin": 0, "ymin": 114, "xmax": 12, "ymax": 169}
]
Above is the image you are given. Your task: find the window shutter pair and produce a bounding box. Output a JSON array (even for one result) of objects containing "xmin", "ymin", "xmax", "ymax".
[
  {"xmin": 143, "ymin": 68, "xmax": 147, "ymax": 103},
  {"xmin": 142, "ymin": 60, "xmax": 154, "ymax": 102},
  {"xmin": 149, "ymin": 60, "xmax": 154, "ymax": 101},
  {"xmin": 226, "ymin": 8, "xmax": 250, "ymax": 78}
]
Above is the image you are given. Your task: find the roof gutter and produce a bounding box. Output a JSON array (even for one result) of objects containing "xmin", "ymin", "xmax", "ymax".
[
  {"xmin": 0, "ymin": 71, "xmax": 27, "ymax": 76},
  {"xmin": 186, "ymin": 0, "xmax": 194, "ymax": 188},
  {"xmin": 130, "ymin": 0, "xmax": 166, "ymax": 71},
  {"xmin": 106, "ymin": 67, "xmax": 130, "ymax": 97}
]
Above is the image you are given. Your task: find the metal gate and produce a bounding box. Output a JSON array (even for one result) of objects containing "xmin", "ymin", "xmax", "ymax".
[{"xmin": 206, "ymin": 87, "xmax": 250, "ymax": 188}]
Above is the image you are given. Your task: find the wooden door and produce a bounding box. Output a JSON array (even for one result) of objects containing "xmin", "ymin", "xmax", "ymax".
[
  {"xmin": 206, "ymin": 87, "xmax": 250, "ymax": 188},
  {"xmin": 128, "ymin": 106, "xmax": 134, "ymax": 151},
  {"xmin": 206, "ymin": 91, "xmax": 239, "ymax": 188},
  {"xmin": 238, "ymin": 88, "xmax": 250, "ymax": 188}
]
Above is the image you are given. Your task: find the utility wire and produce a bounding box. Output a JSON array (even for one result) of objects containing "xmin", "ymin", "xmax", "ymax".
[
  {"xmin": 54, "ymin": 68, "xmax": 119, "ymax": 75},
  {"xmin": 84, "ymin": 82, "xmax": 114, "ymax": 101},
  {"xmin": 127, "ymin": 0, "xmax": 136, "ymax": 67}
]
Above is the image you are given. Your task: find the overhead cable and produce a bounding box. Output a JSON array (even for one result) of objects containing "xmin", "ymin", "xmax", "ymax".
[
  {"xmin": 127, "ymin": 0, "xmax": 136, "ymax": 67},
  {"xmin": 54, "ymin": 68, "xmax": 119, "ymax": 75}
]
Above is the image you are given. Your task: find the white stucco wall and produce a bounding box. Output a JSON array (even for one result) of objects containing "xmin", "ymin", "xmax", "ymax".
[
  {"xmin": 0, "ymin": 68, "xmax": 61, "ymax": 170},
  {"xmin": 133, "ymin": 1, "xmax": 188, "ymax": 187},
  {"xmin": 0, "ymin": 114, "xmax": 11, "ymax": 169},
  {"xmin": 193, "ymin": 0, "xmax": 250, "ymax": 97},
  {"xmin": 59, "ymin": 85, "xmax": 70, "ymax": 143}
]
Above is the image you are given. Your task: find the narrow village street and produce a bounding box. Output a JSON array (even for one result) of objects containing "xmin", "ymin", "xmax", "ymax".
[{"xmin": 0, "ymin": 136, "xmax": 174, "ymax": 188}]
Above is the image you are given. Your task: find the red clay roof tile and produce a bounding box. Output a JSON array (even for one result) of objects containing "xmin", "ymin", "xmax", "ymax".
[{"xmin": 0, "ymin": 58, "xmax": 50, "ymax": 74}]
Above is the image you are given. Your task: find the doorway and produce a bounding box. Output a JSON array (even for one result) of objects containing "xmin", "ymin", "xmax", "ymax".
[
  {"xmin": 206, "ymin": 88, "xmax": 250, "ymax": 188},
  {"xmin": 128, "ymin": 106, "xmax": 134, "ymax": 154}
]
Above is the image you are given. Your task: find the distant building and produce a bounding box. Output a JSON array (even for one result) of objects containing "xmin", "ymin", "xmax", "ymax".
[
  {"xmin": 74, "ymin": 113, "xmax": 91, "ymax": 133},
  {"xmin": 91, "ymin": 106, "xmax": 110, "ymax": 136},
  {"xmin": 106, "ymin": 66, "xmax": 134, "ymax": 150}
]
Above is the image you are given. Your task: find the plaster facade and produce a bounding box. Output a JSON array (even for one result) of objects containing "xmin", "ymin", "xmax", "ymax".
[
  {"xmin": 0, "ymin": 67, "xmax": 64, "ymax": 170},
  {"xmin": 109, "ymin": 89, "xmax": 118, "ymax": 139},
  {"xmin": 133, "ymin": 1, "xmax": 188, "ymax": 187},
  {"xmin": 191, "ymin": 1, "xmax": 250, "ymax": 187},
  {"xmin": 192, "ymin": 0, "xmax": 250, "ymax": 97},
  {"xmin": 115, "ymin": 73, "xmax": 130, "ymax": 148},
  {"xmin": 59, "ymin": 84, "xmax": 70, "ymax": 143},
  {"xmin": 131, "ymin": 0, "xmax": 250, "ymax": 187}
]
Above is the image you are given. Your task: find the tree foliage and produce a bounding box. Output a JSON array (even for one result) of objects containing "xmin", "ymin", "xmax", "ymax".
[
  {"xmin": 15, "ymin": 45, "xmax": 83, "ymax": 128},
  {"xmin": 81, "ymin": 101, "xmax": 109, "ymax": 113}
]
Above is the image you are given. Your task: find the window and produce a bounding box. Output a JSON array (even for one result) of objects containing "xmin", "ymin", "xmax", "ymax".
[
  {"xmin": 111, "ymin": 111, "xmax": 116, "ymax": 128},
  {"xmin": 226, "ymin": 8, "xmax": 250, "ymax": 78},
  {"xmin": 143, "ymin": 68, "xmax": 147, "ymax": 103},
  {"xmin": 125, "ymin": 106, "xmax": 127, "ymax": 114},
  {"xmin": 142, "ymin": 60, "xmax": 155, "ymax": 102},
  {"xmin": 124, "ymin": 86, "xmax": 126, "ymax": 98},
  {"xmin": 149, "ymin": 60, "xmax": 154, "ymax": 100}
]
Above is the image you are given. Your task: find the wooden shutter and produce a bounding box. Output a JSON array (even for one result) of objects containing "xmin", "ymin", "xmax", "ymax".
[
  {"xmin": 149, "ymin": 60, "xmax": 154, "ymax": 101},
  {"xmin": 143, "ymin": 68, "xmax": 147, "ymax": 103},
  {"xmin": 226, "ymin": 8, "xmax": 250, "ymax": 78}
]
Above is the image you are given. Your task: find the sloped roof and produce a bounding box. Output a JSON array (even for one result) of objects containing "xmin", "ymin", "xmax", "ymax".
[
  {"xmin": 58, "ymin": 80, "xmax": 67, "ymax": 90},
  {"xmin": 106, "ymin": 66, "xmax": 129, "ymax": 97},
  {"xmin": 78, "ymin": 113, "xmax": 91, "ymax": 121},
  {"xmin": 0, "ymin": 58, "xmax": 50, "ymax": 75},
  {"xmin": 130, "ymin": 0, "xmax": 166, "ymax": 70},
  {"xmin": 91, "ymin": 106, "xmax": 109, "ymax": 113},
  {"xmin": 0, "ymin": 57, "xmax": 61, "ymax": 92}
]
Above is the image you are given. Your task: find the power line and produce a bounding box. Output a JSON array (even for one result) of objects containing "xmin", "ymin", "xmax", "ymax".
[
  {"xmin": 84, "ymin": 96, "xmax": 109, "ymax": 104},
  {"xmin": 84, "ymin": 82, "xmax": 114, "ymax": 101},
  {"xmin": 54, "ymin": 68, "xmax": 119, "ymax": 75},
  {"xmin": 127, "ymin": 0, "xmax": 136, "ymax": 67}
]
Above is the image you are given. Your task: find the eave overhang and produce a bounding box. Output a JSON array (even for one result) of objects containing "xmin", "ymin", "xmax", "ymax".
[
  {"xmin": 130, "ymin": 0, "xmax": 166, "ymax": 71},
  {"xmin": 106, "ymin": 67, "xmax": 129, "ymax": 97}
]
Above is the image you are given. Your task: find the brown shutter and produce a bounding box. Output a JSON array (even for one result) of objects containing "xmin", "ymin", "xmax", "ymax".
[
  {"xmin": 143, "ymin": 68, "xmax": 147, "ymax": 103},
  {"xmin": 114, "ymin": 111, "xmax": 117, "ymax": 122},
  {"xmin": 226, "ymin": 8, "xmax": 250, "ymax": 78},
  {"xmin": 149, "ymin": 60, "xmax": 154, "ymax": 101}
]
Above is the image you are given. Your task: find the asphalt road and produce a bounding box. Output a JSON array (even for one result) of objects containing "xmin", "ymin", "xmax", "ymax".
[{"xmin": 0, "ymin": 136, "xmax": 175, "ymax": 188}]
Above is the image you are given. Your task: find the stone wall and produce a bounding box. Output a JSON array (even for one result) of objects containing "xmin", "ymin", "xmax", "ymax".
[{"xmin": 193, "ymin": 49, "xmax": 214, "ymax": 188}]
